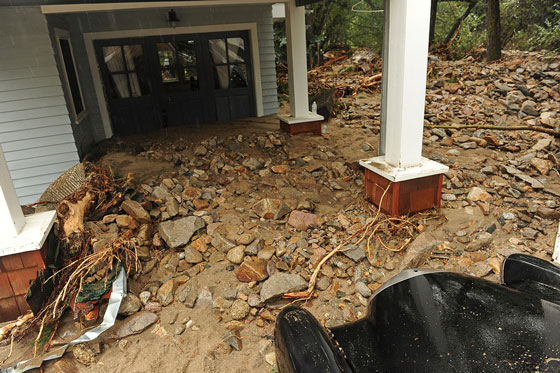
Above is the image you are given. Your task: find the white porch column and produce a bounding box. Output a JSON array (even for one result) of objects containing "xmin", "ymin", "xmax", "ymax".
[
  {"xmin": 360, "ymin": 0, "xmax": 448, "ymax": 216},
  {"xmin": 0, "ymin": 144, "xmax": 25, "ymax": 238},
  {"xmin": 382, "ymin": 0, "xmax": 430, "ymax": 167},
  {"xmin": 285, "ymin": 0, "xmax": 309, "ymax": 118}
]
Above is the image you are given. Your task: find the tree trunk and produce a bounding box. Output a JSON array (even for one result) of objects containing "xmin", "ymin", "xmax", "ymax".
[
  {"xmin": 429, "ymin": 0, "xmax": 438, "ymax": 46},
  {"xmin": 486, "ymin": 0, "xmax": 502, "ymax": 61},
  {"xmin": 444, "ymin": 0, "xmax": 479, "ymax": 45}
]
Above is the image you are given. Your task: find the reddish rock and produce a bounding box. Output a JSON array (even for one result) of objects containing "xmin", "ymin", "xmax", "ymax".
[
  {"xmin": 287, "ymin": 210, "xmax": 322, "ymax": 231},
  {"xmin": 236, "ymin": 257, "xmax": 269, "ymax": 282},
  {"xmin": 271, "ymin": 165, "xmax": 290, "ymax": 174},
  {"xmin": 193, "ymin": 199, "xmax": 210, "ymax": 210},
  {"xmin": 182, "ymin": 186, "xmax": 202, "ymax": 200}
]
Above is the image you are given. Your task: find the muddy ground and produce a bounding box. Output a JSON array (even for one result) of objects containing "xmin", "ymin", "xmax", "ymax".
[{"xmin": 2, "ymin": 49, "xmax": 560, "ymax": 372}]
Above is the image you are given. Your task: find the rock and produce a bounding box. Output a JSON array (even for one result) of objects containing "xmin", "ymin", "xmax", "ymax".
[
  {"xmin": 522, "ymin": 228, "xmax": 538, "ymax": 240},
  {"xmin": 260, "ymin": 273, "xmax": 307, "ymax": 302},
  {"xmin": 252, "ymin": 199, "xmax": 291, "ymax": 220},
  {"xmin": 355, "ymin": 281, "xmax": 372, "ymax": 298},
  {"xmin": 287, "ymin": 210, "xmax": 322, "ymax": 231},
  {"xmin": 536, "ymin": 206, "xmax": 560, "ymax": 220},
  {"xmin": 156, "ymin": 279, "xmax": 175, "ymax": 306},
  {"xmin": 197, "ymin": 286, "xmax": 213, "ymax": 307},
  {"xmin": 194, "ymin": 145, "xmax": 208, "ymax": 156},
  {"xmin": 521, "ymin": 100, "xmax": 539, "ymax": 116},
  {"xmin": 271, "ymin": 165, "xmax": 290, "ymax": 174},
  {"xmin": 467, "ymin": 187, "xmax": 491, "ymax": 202},
  {"xmin": 144, "ymin": 301, "xmax": 162, "ymax": 313},
  {"xmin": 139, "ymin": 291, "xmax": 151, "ymax": 305},
  {"xmin": 118, "ymin": 293, "xmax": 142, "ymax": 316},
  {"xmin": 227, "ymin": 245, "xmax": 245, "ymax": 264},
  {"xmin": 223, "ymin": 330, "xmax": 242, "ymax": 351},
  {"xmin": 461, "ymin": 141, "xmax": 477, "ymax": 149},
  {"xmin": 73, "ymin": 344, "xmax": 98, "ymax": 366},
  {"xmin": 212, "ymin": 234, "xmax": 236, "ymax": 252},
  {"xmin": 530, "ymin": 158, "xmax": 552, "ymax": 175},
  {"xmin": 469, "ymin": 262, "xmax": 492, "ymax": 277},
  {"xmin": 441, "ymin": 193, "xmax": 457, "ymax": 201},
  {"xmin": 184, "ymin": 246, "xmax": 203, "ymax": 264},
  {"xmin": 532, "ymin": 137, "xmax": 553, "ymax": 151},
  {"xmin": 121, "ymin": 200, "xmax": 151, "ymax": 223},
  {"xmin": 176, "ymin": 282, "xmax": 198, "ymax": 308},
  {"xmin": 158, "ymin": 216, "xmax": 205, "ymax": 249},
  {"xmin": 165, "ymin": 197, "xmax": 180, "ymax": 217},
  {"xmin": 399, "ymin": 233, "xmax": 440, "ymax": 270},
  {"xmin": 116, "ymin": 215, "xmax": 138, "ymax": 230},
  {"xmin": 236, "ymin": 257, "xmax": 269, "ymax": 282},
  {"xmin": 53, "ymin": 357, "xmax": 79, "ymax": 372},
  {"xmin": 116, "ymin": 311, "xmax": 159, "ymax": 339},
  {"xmin": 242, "ymin": 158, "xmax": 263, "ymax": 171},
  {"xmin": 245, "ymin": 239, "xmax": 264, "ymax": 255},
  {"xmin": 343, "ymin": 246, "xmax": 366, "ymax": 262},
  {"xmin": 331, "ymin": 162, "xmax": 347, "ymax": 177},
  {"xmin": 236, "ymin": 232, "xmax": 255, "ymax": 245},
  {"xmin": 152, "ymin": 186, "xmax": 172, "ymax": 200},
  {"xmin": 316, "ymin": 277, "xmax": 331, "ymax": 291},
  {"xmin": 257, "ymin": 246, "xmax": 276, "ymax": 260},
  {"xmin": 230, "ymin": 299, "xmax": 250, "ymax": 320},
  {"xmin": 137, "ymin": 246, "xmax": 151, "ymax": 261},
  {"xmin": 466, "ymin": 232, "xmax": 493, "ymax": 252},
  {"xmin": 503, "ymin": 212, "xmax": 516, "ymax": 220}
]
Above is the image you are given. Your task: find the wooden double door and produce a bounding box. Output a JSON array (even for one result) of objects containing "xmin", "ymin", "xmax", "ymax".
[{"xmin": 95, "ymin": 31, "xmax": 255, "ymax": 136}]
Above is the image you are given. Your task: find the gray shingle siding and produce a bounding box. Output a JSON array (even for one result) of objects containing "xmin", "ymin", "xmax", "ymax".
[{"xmin": 0, "ymin": 6, "xmax": 80, "ymax": 205}]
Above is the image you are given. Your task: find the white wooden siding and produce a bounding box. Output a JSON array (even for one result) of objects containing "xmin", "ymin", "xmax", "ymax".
[{"xmin": 0, "ymin": 7, "xmax": 80, "ymax": 205}]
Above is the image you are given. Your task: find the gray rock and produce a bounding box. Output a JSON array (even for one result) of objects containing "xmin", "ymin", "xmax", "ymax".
[
  {"xmin": 316, "ymin": 277, "xmax": 331, "ymax": 291},
  {"xmin": 521, "ymin": 100, "xmax": 540, "ymax": 116},
  {"xmin": 441, "ymin": 194, "xmax": 457, "ymax": 201},
  {"xmin": 355, "ymin": 281, "xmax": 372, "ymax": 298},
  {"xmin": 115, "ymin": 311, "xmax": 158, "ymax": 339},
  {"xmin": 152, "ymin": 186, "xmax": 172, "ymax": 200},
  {"xmin": 503, "ymin": 212, "xmax": 516, "ymax": 220},
  {"xmin": 118, "ymin": 293, "xmax": 142, "ymax": 316},
  {"xmin": 158, "ymin": 216, "xmax": 205, "ymax": 249},
  {"xmin": 522, "ymin": 228, "xmax": 539, "ymax": 240},
  {"xmin": 248, "ymin": 293, "xmax": 264, "ymax": 307},
  {"xmin": 242, "ymin": 158, "xmax": 263, "ymax": 171},
  {"xmin": 399, "ymin": 232, "xmax": 440, "ymax": 270},
  {"xmin": 245, "ymin": 238, "xmax": 264, "ymax": 256},
  {"xmin": 260, "ymin": 273, "xmax": 307, "ymax": 302},
  {"xmin": 466, "ymin": 232, "xmax": 493, "ymax": 252},
  {"xmin": 176, "ymin": 282, "xmax": 198, "ymax": 308},
  {"xmin": 342, "ymin": 246, "xmax": 366, "ymax": 262}
]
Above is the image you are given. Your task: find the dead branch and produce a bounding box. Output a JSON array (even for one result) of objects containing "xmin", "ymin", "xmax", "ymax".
[{"xmin": 424, "ymin": 123, "xmax": 560, "ymax": 138}]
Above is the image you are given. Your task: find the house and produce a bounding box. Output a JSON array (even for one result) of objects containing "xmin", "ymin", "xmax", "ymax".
[{"xmin": 0, "ymin": 0, "xmax": 321, "ymax": 206}]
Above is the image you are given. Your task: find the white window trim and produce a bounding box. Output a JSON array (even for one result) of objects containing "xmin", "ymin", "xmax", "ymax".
[{"xmin": 53, "ymin": 28, "xmax": 88, "ymax": 124}]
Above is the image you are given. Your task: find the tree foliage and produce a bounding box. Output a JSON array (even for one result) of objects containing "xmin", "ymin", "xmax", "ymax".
[{"xmin": 273, "ymin": 0, "xmax": 560, "ymax": 66}]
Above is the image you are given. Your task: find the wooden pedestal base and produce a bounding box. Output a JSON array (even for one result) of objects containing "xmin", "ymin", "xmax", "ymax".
[
  {"xmin": 279, "ymin": 119, "xmax": 322, "ymax": 136},
  {"xmin": 364, "ymin": 168, "xmax": 443, "ymax": 216},
  {"xmin": 0, "ymin": 246, "xmax": 46, "ymax": 322}
]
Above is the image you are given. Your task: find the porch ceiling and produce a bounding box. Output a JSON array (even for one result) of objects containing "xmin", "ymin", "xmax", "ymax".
[{"xmin": 40, "ymin": 0, "xmax": 287, "ymax": 14}]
